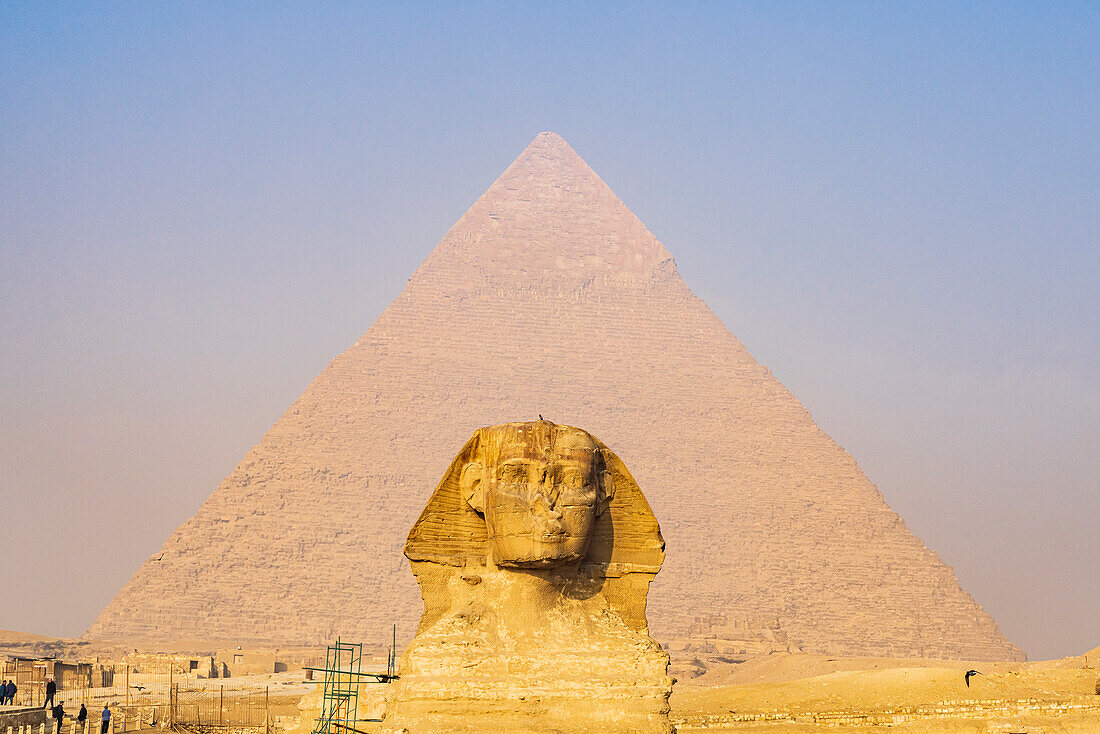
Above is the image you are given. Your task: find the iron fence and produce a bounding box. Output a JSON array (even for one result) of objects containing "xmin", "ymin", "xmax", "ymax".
[
  {"xmin": 170, "ymin": 684, "xmax": 271, "ymax": 731},
  {"xmin": 2, "ymin": 670, "xmax": 274, "ymax": 734}
]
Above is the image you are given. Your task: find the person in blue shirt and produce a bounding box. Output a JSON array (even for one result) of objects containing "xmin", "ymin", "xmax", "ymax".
[{"xmin": 101, "ymin": 703, "xmax": 111, "ymax": 734}]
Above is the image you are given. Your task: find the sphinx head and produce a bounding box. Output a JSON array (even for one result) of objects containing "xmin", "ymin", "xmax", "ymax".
[{"xmin": 460, "ymin": 421, "xmax": 612, "ymax": 567}]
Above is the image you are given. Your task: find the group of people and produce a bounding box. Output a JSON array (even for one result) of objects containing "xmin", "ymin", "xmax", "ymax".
[
  {"xmin": 49, "ymin": 701, "xmax": 100, "ymax": 734},
  {"xmin": 0, "ymin": 677, "xmax": 111, "ymax": 734},
  {"xmin": 50, "ymin": 699, "xmax": 106, "ymax": 734}
]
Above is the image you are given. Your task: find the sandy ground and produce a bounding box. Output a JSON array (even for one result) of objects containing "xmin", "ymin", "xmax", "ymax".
[
  {"xmin": 0, "ymin": 629, "xmax": 58, "ymax": 644},
  {"xmin": 672, "ymin": 652, "xmax": 1100, "ymax": 733}
]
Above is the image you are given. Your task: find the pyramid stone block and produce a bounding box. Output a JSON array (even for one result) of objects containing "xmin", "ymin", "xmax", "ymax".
[{"xmin": 88, "ymin": 132, "xmax": 1024, "ymax": 662}]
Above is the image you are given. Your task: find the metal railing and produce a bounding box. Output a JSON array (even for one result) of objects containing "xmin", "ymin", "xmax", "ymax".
[
  {"xmin": 4, "ymin": 672, "xmax": 277, "ymax": 734},
  {"xmin": 169, "ymin": 684, "xmax": 271, "ymax": 732}
]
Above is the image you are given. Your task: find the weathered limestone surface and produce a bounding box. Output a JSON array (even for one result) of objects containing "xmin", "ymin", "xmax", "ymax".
[
  {"xmin": 384, "ymin": 421, "xmax": 671, "ymax": 733},
  {"xmin": 88, "ymin": 132, "xmax": 1024, "ymax": 662}
]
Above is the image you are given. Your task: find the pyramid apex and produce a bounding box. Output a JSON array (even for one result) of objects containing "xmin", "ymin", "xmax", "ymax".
[
  {"xmin": 529, "ymin": 130, "xmax": 569, "ymax": 148},
  {"xmin": 409, "ymin": 134, "xmax": 676, "ymax": 285},
  {"xmin": 513, "ymin": 131, "xmax": 582, "ymax": 169}
]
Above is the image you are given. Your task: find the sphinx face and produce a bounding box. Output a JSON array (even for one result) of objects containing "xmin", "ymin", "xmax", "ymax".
[{"xmin": 472, "ymin": 425, "xmax": 603, "ymax": 567}]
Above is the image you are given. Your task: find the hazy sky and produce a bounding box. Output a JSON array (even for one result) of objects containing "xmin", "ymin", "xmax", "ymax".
[{"xmin": 1, "ymin": 2, "xmax": 1096, "ymax": 660}]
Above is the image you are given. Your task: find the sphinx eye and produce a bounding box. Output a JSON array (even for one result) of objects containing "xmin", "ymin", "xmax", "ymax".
[{"xmin": 500, "ymin": 464, "xmax": 526, "ymax": 482}]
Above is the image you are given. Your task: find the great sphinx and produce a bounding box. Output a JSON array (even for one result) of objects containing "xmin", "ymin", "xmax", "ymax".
[{"xmin": 382, "ymin": 420, "xmax": 672, "ymax": 733}]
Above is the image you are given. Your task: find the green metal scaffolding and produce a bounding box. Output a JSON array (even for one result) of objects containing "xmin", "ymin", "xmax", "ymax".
[
  {"xmin": 307, "ymin": 635, "xmax": 399, "ymax": 734},
  {"xmin": 311, "ymin": 639, "xmax": 362, "ymax": 734}
]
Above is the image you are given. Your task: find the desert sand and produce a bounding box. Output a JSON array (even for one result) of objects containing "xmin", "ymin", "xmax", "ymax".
[{"xmin": 671, "ymin": 650, "xmax": 1100, "ymax": 733}]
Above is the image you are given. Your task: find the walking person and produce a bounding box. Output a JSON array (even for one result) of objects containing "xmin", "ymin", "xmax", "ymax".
[
  {"xmin": 52, "ymin": 701, "xmax": 65, "ymax": 733},
  {"xmin": 0, "ymin": 679, "xmax": 8, "ymax": 705},
  {"xmin": 44, "ymin": 677, "xmax": 56, "ymax": 708},
  {"xmin": 77, "ymin": 703, "xmax": 88, "ymax": 734},
  {"xmin": 7, "ymin": 679, "xmax": 18, "ymax": 705},
  {"xmin": 100, "ymin": 703, "xmax": 111, "ymax": 734}
]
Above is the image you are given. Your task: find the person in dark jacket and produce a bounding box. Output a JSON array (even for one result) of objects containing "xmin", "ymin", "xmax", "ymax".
[
  {"xmin": 44, "ymin": 678, "xmax": 56, "ymax": 708},
  {"xmin": 52, "ymin": 702, "xmax": 65, "ymax": 732},
  {"xmin": 0, "ymin": 679, "xmax": 8, "ymax": 705},
  {"xmin": 8, "ymin": 680, "xmax": 18, "ymax": 705},
  {"xmin": 77, "ymin": 703, "xmax": 88, "ymax": 730}
]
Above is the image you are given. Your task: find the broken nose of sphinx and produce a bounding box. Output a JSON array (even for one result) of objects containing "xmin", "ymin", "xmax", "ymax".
[{"xmin": 528, "ymin": 490, "xmax": 566, "ymax": 535}]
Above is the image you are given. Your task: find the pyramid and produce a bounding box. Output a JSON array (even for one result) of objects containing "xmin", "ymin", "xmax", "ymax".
[{"xmin": 89, "ymin": 133, "xmax": 1024, "ymax": 661}]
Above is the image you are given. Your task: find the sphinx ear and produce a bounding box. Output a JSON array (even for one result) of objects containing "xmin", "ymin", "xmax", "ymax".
[
  {"xmin": 596, "ymin": 453, "xmax": 615, "ymax": 516},
  {"xmin": 460, "ymin": 461, "xmax": 486, "ymax": 514}
]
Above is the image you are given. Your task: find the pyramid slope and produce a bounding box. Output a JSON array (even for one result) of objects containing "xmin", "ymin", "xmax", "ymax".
[{"xmin": 89, "ymin": 133, "xmax": 1024, "ymax": 661}]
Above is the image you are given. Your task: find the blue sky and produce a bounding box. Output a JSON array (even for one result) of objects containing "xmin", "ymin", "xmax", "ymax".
[{"xmin": 1, "ymin": 2, "xmax": 1096, "ymax": 659}]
